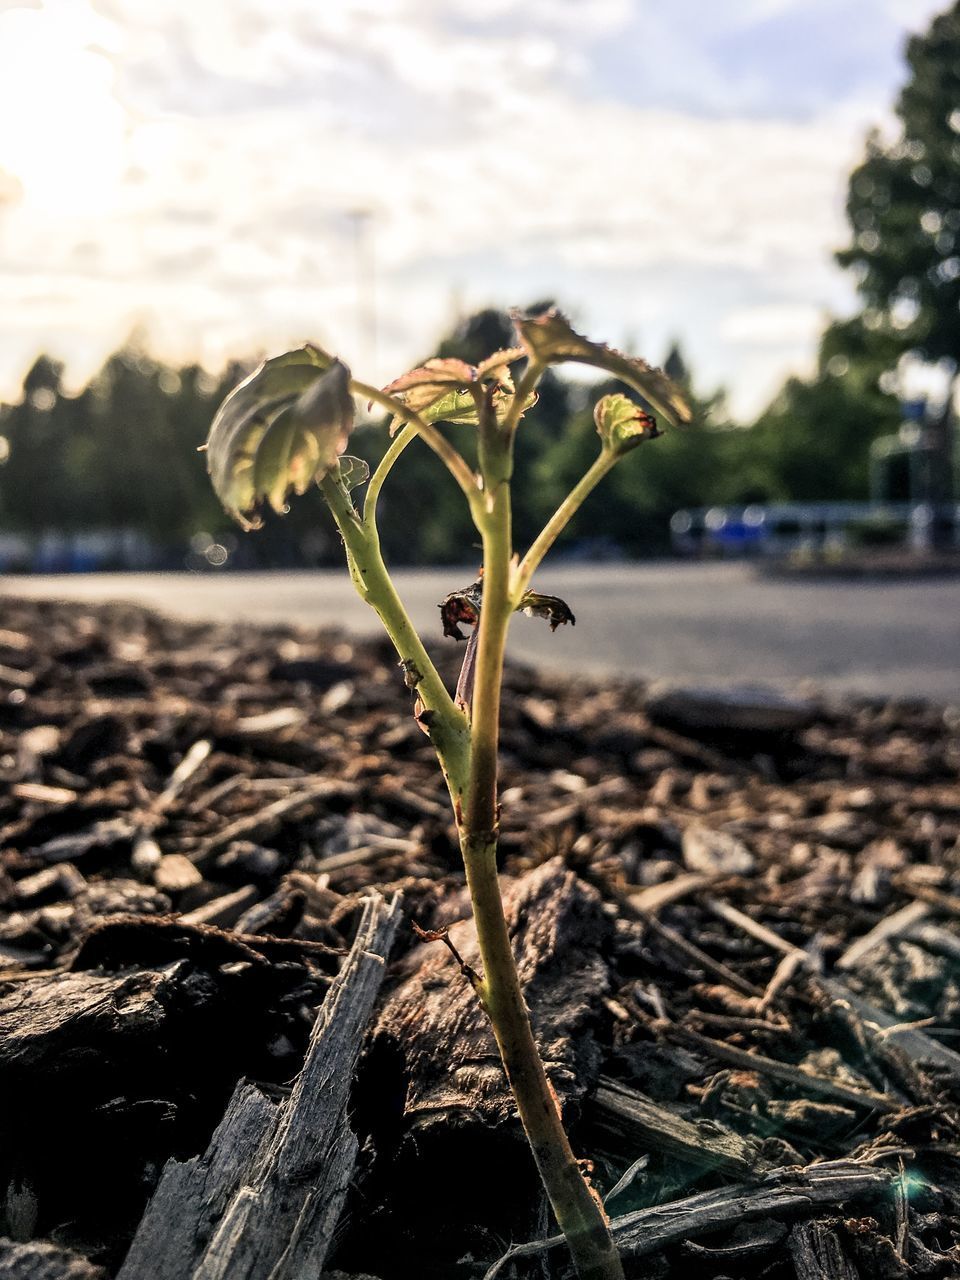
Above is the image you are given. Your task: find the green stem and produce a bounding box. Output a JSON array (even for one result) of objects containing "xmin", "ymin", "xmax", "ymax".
[
  {"xmin": 320, "ymin": 471, "xmax": 471, "ymax": 802},
  {"xmin": 514, "ymin": 450, "xmax": 618, "ymax": 598},
  {"xmin": 503, "ymin": 358, "xmax": 544, "ymax": 437},
  {"xmin": 351, "ymin": 378, "xmax": 477, "ymax": 498},
  {"xmin": 460, "ymin": 453, "xmax": 625, "ymax": 1280},
  {"xmin": 363, "ymin": 422, "xmax": 417, "ymax": 529}
]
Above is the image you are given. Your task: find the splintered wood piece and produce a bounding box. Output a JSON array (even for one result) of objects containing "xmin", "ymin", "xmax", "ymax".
[
  {"xmin": 117, "ymin": 892, "xmax": 401, "ymax": 1280},
  {"xmin": 484, "ymin": 1159, "xmax": 895, "ymax": 1276},
  {"xmin": 591, "ymin": 1077, "xmax": 770, "ymax": 1178},
  {"xmin": 374, "ymin": 858, "xmax": 611, "ymax": 1130},
  {"xmin": 789, "ymin": 1219, "xmax": 859, "ymax": 1280}
]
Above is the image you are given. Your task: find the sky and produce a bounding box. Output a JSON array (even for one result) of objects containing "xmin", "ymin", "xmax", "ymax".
[{"xmin": 0, "ymin": 0, "xmax": 949, "ymax": 418}]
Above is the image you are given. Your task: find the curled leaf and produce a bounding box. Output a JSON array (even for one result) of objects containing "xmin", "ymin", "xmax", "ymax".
[
  {"xmin": 438, "ymin": 579, "xmax": 483, "ymax": 640},
  {"xmin": 205, "ymin": 346, "xmax": 354, "ymax": 529},
  {"xmin": 517, "ymin": 591, "xmax": 576, "ymax": 630},
  {"xmin": 513, "ymin": 309, "xmax": 691, "ymax": 428},
  {"xmin": 594, "ymin": 393, "xmax": 660, "ymax": 455},
  {"xmin": 439, "ymin": 578, "xmax": 575, "ymax": 641},
  {"xmin": 382, "ymin": 358, "xmax": 478, "ymax": 416},
  {"xmin": 383, "ymin": 353, "xmax": 531, "ymax": 433}
]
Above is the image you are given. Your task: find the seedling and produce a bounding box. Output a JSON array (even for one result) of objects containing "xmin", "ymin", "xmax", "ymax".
[{"xmin": 205, "ymin": 309, "xmax": 690, "ymax": 1279}]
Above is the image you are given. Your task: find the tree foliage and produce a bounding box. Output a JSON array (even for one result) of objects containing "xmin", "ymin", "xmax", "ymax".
[{"xmin": 837, "ymin": 2, "xmax": 960, "ymax": 369}]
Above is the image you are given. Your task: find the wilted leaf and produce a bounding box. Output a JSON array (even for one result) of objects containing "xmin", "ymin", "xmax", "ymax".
[
  {"xmin": 517, "ymin": 591, "xmax": 576, "ymax": 630},
  {"xmin": 439, "ymin": 578, "xmax": 575, "ymax": 641},
  {"xmin": 206, "ymin": 346, "xmax": 354, "ymax": 529},
  {"xmin": 438, "ymin": 579, "xmax": 483, "ymax": 640},
  {"xmin": 594, "ymin": 393, "xmax": 661, "ymax": 455},
  {"xmin": 337, "ymin": 455, "xmax": 370, "ymax": 490},
  {"xmin": 513, "ymin": 309, "xmax": 691, "ymax": 427}
]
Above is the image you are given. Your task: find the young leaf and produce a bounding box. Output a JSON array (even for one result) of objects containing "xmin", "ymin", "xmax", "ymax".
[
  {"xmin": 205, "ymin": 347, "xmax": 354, "ymax": 529},
  {"xmin": 382, "ymin": 358, "xmax": 478, "ymax": 415},
  {"xmin": 336, "ymin": 455, "xmax": 371, "ymax": 491},
  {"xmin": 382, "ymin": 355, "xmax": 529, "ymax": 433},
  {"xmin": 513, "ymin": 309, "xmax": 691, "ymax": 427},
  {"xmin": 594, "ymin": 393, "xmax": 661, "ymax": 455},
  {"xmin": 476, "ymin": 348, "xmax": 524, "ymax": 384}
]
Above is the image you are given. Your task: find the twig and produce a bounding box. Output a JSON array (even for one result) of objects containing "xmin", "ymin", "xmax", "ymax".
[
  {"xmin": 630, "ymin": 873, "xmax": 713, "ymax": 916},
  {"xmin": 836, "ymin": 899, "xmax": 930, "ymax": 971},
  {"xmin": 662, "ymin": 1024, "xmax": 901, "ymax": 1113},
  {"xmin": 703, "ymin": 897, "xmax": 806, "ymax": 959},
  {"xmin": 412, "ymin": 921, "xmax": 485, "ymax": 1004},
  {"xmin": 630, "ymin": 903, "xmax": 762, "ymax": 998},
  {"xmin": 192, "ymin": 781, "xmax": 352, "ymax": 864}
]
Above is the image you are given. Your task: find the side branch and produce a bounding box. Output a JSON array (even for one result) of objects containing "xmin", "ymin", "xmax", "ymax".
[
  {"xmin": 319, "ymin": 473, "xmax": 471, "ymax": 801},
  {"xmin": 514, "ymin": 450, "xmax": 618, "ymax": 598},
  {"xmin": 363, "ymin": 422, "xmax": 417, "ymax": 529},
  {"xmin": 351, "ymin": 379, "xmax": 477, "ymax": 498}
]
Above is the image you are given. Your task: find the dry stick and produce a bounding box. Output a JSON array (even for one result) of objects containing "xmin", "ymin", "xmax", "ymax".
[
  {"xmin": 622, "ymin": 894, "xmax": 762, "ymax": 998},
  {"xmin": 191, "ymin": 781, "xmax": 352, "ymax": 865},
  {"xmin": 703, "ymin": 896, "xmax": 803, "ymax": 957},
  {"xmin": 836, "ymin": 899, "xmax": 931, "ymax": 971}
]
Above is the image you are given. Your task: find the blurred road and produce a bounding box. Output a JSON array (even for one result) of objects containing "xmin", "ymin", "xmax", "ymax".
[{"xmin": 4, "ymin": 563, "xmax": 959, "ymax": 702}]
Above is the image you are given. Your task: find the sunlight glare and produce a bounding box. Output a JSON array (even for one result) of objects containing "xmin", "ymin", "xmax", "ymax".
[{"xmin": 0, "ymin": 1, "xmax": 125, "ymax": 216}]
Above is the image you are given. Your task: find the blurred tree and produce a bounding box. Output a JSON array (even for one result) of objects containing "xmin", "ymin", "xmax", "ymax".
[
  {"xmin": 746, "ymin": 320, "xmax": 902, "ymax": 502},
  {"xmin": 836, "ymin": 0, "xmax": 960, "ymax": 513},
  {"xmin": 0, "ymin": 355, "xmax": 90, "ymax": 531}
]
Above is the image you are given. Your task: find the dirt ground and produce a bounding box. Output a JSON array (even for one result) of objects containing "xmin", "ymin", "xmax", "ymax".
[{"xmin": 1, "ymin": 597, "xmax": 959, "ymax": 1279}]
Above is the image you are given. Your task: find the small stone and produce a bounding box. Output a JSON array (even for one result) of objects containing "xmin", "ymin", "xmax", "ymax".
[
  {"xmin": 215, "ymin": 841, "xmax": 282, "ymax": 879},
  {"xmin": 645, "ymin": 681, "xmax": 817, "ymax": 735},
  {"xmin": 682, "ymin": 823, "xmax": 755, "ymax": 876},
  {"xmin": 153, "ymin": 854, "xmax": 203, "ymax": 894},
  {"xmin": 131, "ymin": 836, "xmax": 162, "ymax": 878}
]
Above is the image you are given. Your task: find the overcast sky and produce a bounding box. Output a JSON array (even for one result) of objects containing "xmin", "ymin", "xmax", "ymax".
[{"xmin": 0, "ymin": 0, "xmax": 948, "ymax": 416}]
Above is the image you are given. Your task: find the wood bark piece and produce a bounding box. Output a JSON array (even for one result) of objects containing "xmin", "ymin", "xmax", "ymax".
[
  {"xmin": 0, "ymin": 1238, "xmax": 106, "ymax": 1280},
  {"xmin": 374, "ymin": 857, "xmax": 611, "ymax": 1131},
  {"xmin": 591, "ymin": 1077, "xmax": 771, "ymax": 1179},
  {"xmin": 118, "ymin": 891, "xmax": 401, "ymax": 1280},
  {"xmin": 484, "ymin": 1159, "xmax": 895, "ymax": 1276},
  {"xmin": 0, "ymin": 965, "xmax": 180, "ymax": 1074},
  {"xmin": 789, "ymin": 1219, "xmax": 859, "ymax": 1280}
]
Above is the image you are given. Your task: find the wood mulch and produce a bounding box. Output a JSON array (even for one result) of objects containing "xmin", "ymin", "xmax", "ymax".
[{"xmin": 1, "ymin": 596, "xmax": 959, "ymax": 1279}]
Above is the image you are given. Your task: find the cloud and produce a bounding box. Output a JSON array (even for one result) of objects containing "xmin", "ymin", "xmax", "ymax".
[
  {"xmin": 720, "ymin": 303, "xmax": 827, "ymax": 346},
  {"xmin": 0, "ymin": 0, "xmax": 931, "ymax": 415}
]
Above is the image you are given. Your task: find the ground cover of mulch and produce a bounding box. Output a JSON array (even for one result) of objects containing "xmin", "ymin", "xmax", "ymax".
[{"xmin": 1, "ymin": 594, "xmax": 959, "ymax": 1279}]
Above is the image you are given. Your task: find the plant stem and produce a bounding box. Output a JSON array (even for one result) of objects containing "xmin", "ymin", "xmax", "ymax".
[
  {"xmin": 363, "ymin": 422, "xmax": 417, "ymax": 530},
  {"xmin": 460, "ymin": 461, "xmax": 625, "ymax": 1280},
  {"xmin": 320, "ymin": 472, "xmax": 471, "ymax": 802},
  {"xmin": 351, "ymin": 378, "xmax": 477, "ymax": 499},
  {"xmin": 514, "ymin": 449, "xmax": 618, "ymax": 598}
]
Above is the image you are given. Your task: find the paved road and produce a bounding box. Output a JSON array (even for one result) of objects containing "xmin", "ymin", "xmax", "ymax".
[{"xmin": 4, "ymin": 564, "xmax": 959, "ymax": 702}]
